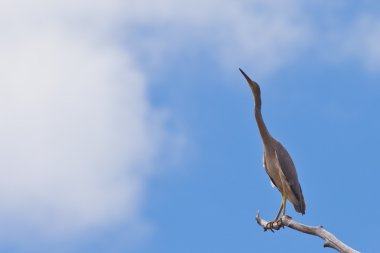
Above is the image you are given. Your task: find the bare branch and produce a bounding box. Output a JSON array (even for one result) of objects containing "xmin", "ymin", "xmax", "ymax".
[{"xmin": 255, "ymin": 211, "xmax": 360, "ymax": 253}]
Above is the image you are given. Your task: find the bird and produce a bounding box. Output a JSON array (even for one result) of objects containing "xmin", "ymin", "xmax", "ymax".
[{"xmin": 239, "ymin": 68, "xmax": 306, "ymax": 229}]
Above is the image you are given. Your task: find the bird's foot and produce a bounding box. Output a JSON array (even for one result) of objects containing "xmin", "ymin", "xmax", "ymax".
[
  {"xmin": 264, "ymin": 218, "xmax": 284, "ymax": 232},
  {"xmin": 264, "ymin": 221, "xmax": 275, "ymax": 232}
]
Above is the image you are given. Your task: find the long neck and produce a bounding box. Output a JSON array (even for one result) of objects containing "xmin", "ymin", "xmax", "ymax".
[{"xmin": 253, "ymin": 93, "xmax": 272, "ymax": 147}]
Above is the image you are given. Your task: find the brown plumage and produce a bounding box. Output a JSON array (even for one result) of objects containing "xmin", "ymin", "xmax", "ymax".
[{"xmin": 239, "ymin": 68, "xmax": 305, "ymax": 224}]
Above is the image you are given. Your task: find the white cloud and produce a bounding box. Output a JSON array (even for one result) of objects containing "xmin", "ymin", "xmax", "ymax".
[
  {"xmin": 126, "ymin": 0, "xmax": 380, "ymax": 75},
  {"xmin": 124, "ymin": 0, "xmax": 311, "ymax": 74},
  {"xmin": 0, "ymin": 0, "xmax": 327, "ymax": 244},
  {"xmin": 216, "ymin": 0, "xmax": 310, "ymax": 73},
  {"xmin": 341, "ymin": 14, "xmax": 380, "ymax": 70},
  {"xmin": 0, "ymin": 0, "xmax": 170, "ymax": 240}
]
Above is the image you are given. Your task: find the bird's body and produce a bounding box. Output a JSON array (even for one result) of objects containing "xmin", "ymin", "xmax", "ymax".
[
  {"xmin": 263, "ymin": 140, "xmax": 305, "ymax": 214},
  {"xmin": 239, "ymin": 68, "xmax": 305, "ymax": 225}
]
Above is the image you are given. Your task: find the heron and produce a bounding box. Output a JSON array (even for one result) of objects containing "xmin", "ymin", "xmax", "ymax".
[{"xmin": 239, "ymin": 68, "xmax": 306, "ymax": 229}]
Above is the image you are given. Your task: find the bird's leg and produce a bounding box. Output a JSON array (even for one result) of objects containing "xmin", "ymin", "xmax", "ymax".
[
  {"xmin": 264, "ymin": 199, "xmax": 284, "ymax": 231},
  {"xmin": 273, "ymin": 201, "xmax": 284, "ymax": 222},
  {"xmin": 277, "ymin": 193, "xmax": 287, "ymax": 228},
  {"xmin": 275, "ymin": 192, "xmax": 288, "ymax": 221},
  {"xmin": 265, "ymin": 193, "xmax": 287, "ymax": 231},
  {"xmin": 282, "ymin": 193, "xmax": 287, "ymax": 217}
]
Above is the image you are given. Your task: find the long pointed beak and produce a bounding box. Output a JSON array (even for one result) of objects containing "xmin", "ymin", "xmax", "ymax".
[
  {"xmin": 239, "ymin": 68, "xmax": 251, "ymax": 82},
  {"xmin": 239, "ymin": 68, "xmax": 260, "ymax": 91}
]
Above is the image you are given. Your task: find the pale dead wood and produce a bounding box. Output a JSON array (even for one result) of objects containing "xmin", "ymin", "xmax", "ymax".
[{"xmin": 255, "ymin": 211, "xmax": 360, "ymax": 253}]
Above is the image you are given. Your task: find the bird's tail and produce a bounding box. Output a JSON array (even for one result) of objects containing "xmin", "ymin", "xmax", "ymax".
[{"xmin": 293, "ymin": 185, "xmax": 306, "ymax": 215}]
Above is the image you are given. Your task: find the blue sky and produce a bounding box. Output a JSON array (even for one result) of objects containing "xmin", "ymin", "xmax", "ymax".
[{"xmin": 0, "ymin": 1, "xmax": 379, "ymax": 252}]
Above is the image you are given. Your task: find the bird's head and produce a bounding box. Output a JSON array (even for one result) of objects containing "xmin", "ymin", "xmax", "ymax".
[{"xmin": 239, "ymin": 68, "xmax": 261, "ymax": 97}]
